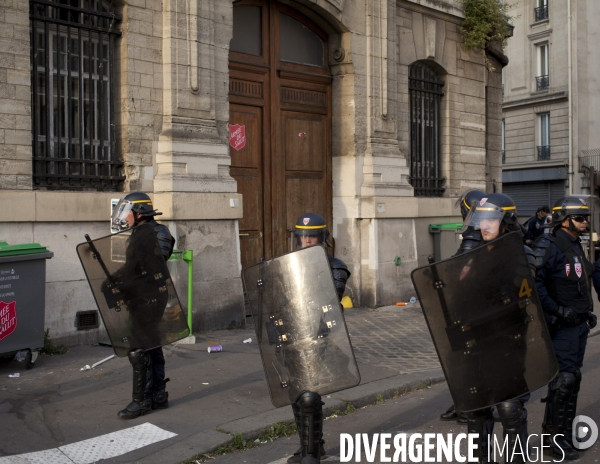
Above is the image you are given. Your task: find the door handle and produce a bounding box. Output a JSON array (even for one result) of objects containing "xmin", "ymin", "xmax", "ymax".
[{"xmin": 239, "ymin": 233, "xmax": 250, "ymax": 237}]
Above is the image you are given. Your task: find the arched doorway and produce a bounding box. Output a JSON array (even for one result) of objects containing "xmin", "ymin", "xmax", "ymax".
[{"xmin": 229, "ymin": 0, "xmax": 332, "ymax": 269}]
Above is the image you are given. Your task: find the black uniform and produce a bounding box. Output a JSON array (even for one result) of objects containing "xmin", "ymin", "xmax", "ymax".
[
  {"xmin": 533, "ymin": 228, "xmax": 598, "ymax": 458},
  {"xmin": 525, "ymin": 214, "xmax": 547, "ymax": 244},
  {"xmin": 534, "ymin": 229, "xmax": 594, "ymax": 373},
  {"xmin": 116, "ymin": 219, "xmax": 175, "ymax": 419}
]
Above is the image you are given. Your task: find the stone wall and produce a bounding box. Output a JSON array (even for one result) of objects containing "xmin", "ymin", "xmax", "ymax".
[{"xmin": 0, "ymin": 0, "xmax": 32, "ymax": 190}]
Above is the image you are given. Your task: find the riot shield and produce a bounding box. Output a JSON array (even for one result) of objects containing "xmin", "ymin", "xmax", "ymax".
[
  {"xmin": 243, "ymin": 246, "xmax": 361, "ymax": 407},
  {"xmin": 76, "ymin": 223, "xmax": 190, "ymax": 357},
  {"xmin": 411, "ymin": 232, "xmax": 558, "ymax": 412}
]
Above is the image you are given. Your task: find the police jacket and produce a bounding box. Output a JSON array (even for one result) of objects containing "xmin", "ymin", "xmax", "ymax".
[
  {"xmin": 533, "ymin": 229, "xmax": 594, "ymax": 315},
  {"xmin": 525, "ymin": 215, "xmax": 546, "ymax": 243},
  {"xmin": 328, "ymin": 255, "xmax": 351, "ymax": 301},
  {"xmin": 142, "ymin": 219, "xmax": 176, "ymax": 261}
]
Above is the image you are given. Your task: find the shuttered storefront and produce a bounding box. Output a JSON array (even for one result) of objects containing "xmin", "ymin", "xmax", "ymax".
[{"xmin": 503, "ymin": 181, "xmax": 566, "ymax": 219}]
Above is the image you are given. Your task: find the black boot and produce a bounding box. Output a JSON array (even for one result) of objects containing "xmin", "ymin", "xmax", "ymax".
[
  {"xmin": 288, "ymin": 402, "xmax": 303, "ymax": 463},
  {"xmin": 152, "ymin": 378, "xmax": 170, "ymax": 410},
  {"xmin": 118, "ymin": 349, "xmax": 152, "ymax": 420},
  {"xmin": 288, "ymin": 398, "xmax": 326, "ymax": 464},
  {"xmin": 440, "ymin": 404, "xmax": 458, "ymax": 421},
  {"xmin": 497, "ymin": 400, "xmax": 527, "ymax": 463},
  {"xmin": 564, "ymin": 370, "xmax": 582, "ymax": 449},
  {"xmin": 467, "ymin": 408, "xmax": 495, "ymax": 464},
  {"xmin": 543, "ymin": 373, "xmax": 579, "ymax": 460}
]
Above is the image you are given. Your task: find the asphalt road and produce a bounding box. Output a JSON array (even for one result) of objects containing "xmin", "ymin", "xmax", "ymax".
[{"xmin": 206, "ymin": 334, "xmax": 600, "ymax": 464}]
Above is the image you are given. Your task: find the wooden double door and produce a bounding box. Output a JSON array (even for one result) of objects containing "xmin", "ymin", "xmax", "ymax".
[{"xmin": 229, "ymin": 0, "xmax": 332, "ymax": 270}]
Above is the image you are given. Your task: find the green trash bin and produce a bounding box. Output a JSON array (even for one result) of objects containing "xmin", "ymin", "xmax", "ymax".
[
  {"xmin": 0, "ymin": 242, "xmax": 53, "ymax": 368},
  {"xmin": 429, "ymin": 223, "xmax": 464, "ymax": 262}
]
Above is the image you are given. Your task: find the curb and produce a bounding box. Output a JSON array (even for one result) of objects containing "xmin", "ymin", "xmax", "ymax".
[{"xmin": 202, "ymin": 369, "xmax": 446, "ymax": 458}]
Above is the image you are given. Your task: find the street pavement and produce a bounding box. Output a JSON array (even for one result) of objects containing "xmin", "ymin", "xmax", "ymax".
[
  {"xmin": 210, "ymin": 332, "xmax": 600, "ymax": 464},
  {"xmin": 1, "ymin": 303, "xmax": 599, "ymax": 464},
  {"xmin": 0, "ymin": 304, "xmax": 445, "ymax": 464}
]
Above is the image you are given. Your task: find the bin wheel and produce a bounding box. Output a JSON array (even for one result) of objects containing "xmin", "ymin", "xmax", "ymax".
[{"xmin": 25, "ymin": 350, "xmax": 38, "ymax": 369}]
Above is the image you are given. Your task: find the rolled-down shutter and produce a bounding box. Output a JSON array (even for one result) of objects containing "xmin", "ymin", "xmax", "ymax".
[{"xmin": 503, "ymin": 181, "xmax": 566, "ymax": 220}]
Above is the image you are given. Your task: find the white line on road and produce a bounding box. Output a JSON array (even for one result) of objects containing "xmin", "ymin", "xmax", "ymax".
[{"xmin": 0, "ymin": 423, "xmax": 177, "ymax": 464}]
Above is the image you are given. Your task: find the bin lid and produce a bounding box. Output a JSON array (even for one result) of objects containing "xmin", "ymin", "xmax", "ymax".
[
  {"xmin": 0, "ymin": 243, "xmax": 50, "ymax": 257},
  {"xmin": 429, "ymin": 223, "xmax": 464, "ymax": 232}
]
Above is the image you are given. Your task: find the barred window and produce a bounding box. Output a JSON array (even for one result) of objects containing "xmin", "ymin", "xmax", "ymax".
[
  {"xmin": 30, "ymin": 0, "xmax": 123, "ymax": 190},
  {"xmin": 409, "ymin": 62, "xmax": 445, "ymax": 197}
]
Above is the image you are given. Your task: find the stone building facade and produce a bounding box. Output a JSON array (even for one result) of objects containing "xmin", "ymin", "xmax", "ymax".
[
  {"xmin": 0, "ymin": 0, "xmax": 504, "ymax": 346},
  {"xmin": 502, "ymin": 0, "xmax": 600, "ymax": 216}
]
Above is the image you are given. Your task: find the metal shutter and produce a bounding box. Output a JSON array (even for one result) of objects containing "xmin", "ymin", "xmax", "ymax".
[{"xmin": 503, "ymin": 181, "xmax": 566, "ymax": 220}]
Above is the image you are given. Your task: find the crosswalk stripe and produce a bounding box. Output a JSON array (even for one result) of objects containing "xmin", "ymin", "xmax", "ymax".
[{"xmin": 0, "ymin": 423, "xmax": 177, "ymax": 464}]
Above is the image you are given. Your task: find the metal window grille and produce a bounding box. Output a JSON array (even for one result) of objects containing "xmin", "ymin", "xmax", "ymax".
[
  {"xmin": 535, "ymin": 5, "xmax": 549, "ymax": 22},
  {"xmin": 537, "ymin": 145, "xmax": 551, "ymax": 160},
  {"xmin": 30, "ymin": 0, "xmax": 123, "ymax": 190},
  {"xmin": 536, "ymin": 75, "xmax": 549, "ymax": 91},
  {"xmin": 409, "ymin": 62, "xmax": 445, "ymax": 197}
]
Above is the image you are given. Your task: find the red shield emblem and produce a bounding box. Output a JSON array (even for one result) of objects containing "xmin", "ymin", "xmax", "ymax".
[
  {"xmin": 303, "ymin": 218, "xmax": 310, "ymax": 225},
  {"xmin": 0, "ymin": 300, "xmax": 17, "ymax": 341},
  {"xmin": 575, "ymin": 262, "xmax": 582, "ymax": 278},
  {"xmin": 566, "ymin": 264, "xmax": 570, "ymax": 276},
  {"xmin": 229, "ymin": 124, "xmax": 246, "ymax": 151}
]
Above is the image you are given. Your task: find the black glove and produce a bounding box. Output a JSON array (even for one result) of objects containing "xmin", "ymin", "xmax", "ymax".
[
  {"xmin": 554, "ymin": 306, "xmax": 578, "ymax": 326},
  {"xmin": 588, "ymin": 312, "xmax": 598, "ymax": 329}
]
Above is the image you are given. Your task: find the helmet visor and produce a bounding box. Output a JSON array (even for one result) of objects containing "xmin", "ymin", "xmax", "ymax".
[
  {"xmin": 111, "ymin": 199, "xmax": 135, "ymax": 232},
  {"xmin": 461, "ymin": 201, "xmax": 506, "ymax": 233},
  {"xmin": 292, "ymin": 229, "xmax": 326, "ymax": 251}
]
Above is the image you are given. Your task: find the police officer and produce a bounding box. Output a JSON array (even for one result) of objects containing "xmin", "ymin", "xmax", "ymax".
[
  {"xmin": 111, "ymin": 192, "xmax": 176, "ymax": 420},
  {"xmin": 460, "ymin": 193, "xmax": 535, "ymax": 463},
  {"xmin": 524, "ymin": 205, "xmax": 551, "ymax": 245},
  {"xmin": 533, "ymin": 196, "xmax": 598, "ymax": 460},
  {"xmin": 288, "ymin": 213, "xmax": 350, "ymax": 464},
  {"xmin": 440, "ymin": 189, "xmax": 486, "ymax": 424}
]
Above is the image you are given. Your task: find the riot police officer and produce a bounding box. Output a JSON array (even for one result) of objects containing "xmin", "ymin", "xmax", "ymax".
[
  {"xmin": 288, "ymin": 213, "xmax": 350, "ymax": 463},
  {"xmin": 460, "ymin": 193, "xmax": 535, "ymax": 463},
  {"xmin": 111, "ymin": 192, "xmax": 176, "ymax": 419},
  {"xmin": 440, "ymin": 189, "xmax": 486, "ymax": 424},
  {"xmin": 533, "ymin": 196, "xmax": 598, "ymax": 460}
]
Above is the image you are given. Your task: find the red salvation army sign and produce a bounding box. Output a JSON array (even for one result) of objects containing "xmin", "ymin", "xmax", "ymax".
[
  {"xmin": 229, "ymin": 124, "xmax": 246, "ymax": 151},
  {"xmin": 0, "ymin": 300, "xmax": 17, "ymax": 341}
]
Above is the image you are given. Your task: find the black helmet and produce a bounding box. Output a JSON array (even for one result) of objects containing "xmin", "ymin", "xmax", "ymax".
[
  {"xmin": 293, "ymin": 213, "xmax": 329, "ymax": 248},
  {"xmin": 455, "ymin": 189, "xmax": 486, "ymax": 220},
  {"xmin": 549, "ymin": 196, "xmax": 590, "ymax": 231},
  {"xmin": 111, "ymin": 192, "xmax": 161, "ymax": 231},
  {"xmin": 462, "ymin": 192, "xmax": 518, "ymax": 232},
  {"xmin": 122, "ymin": 192, "xmax": 161, "ymax": 217}
]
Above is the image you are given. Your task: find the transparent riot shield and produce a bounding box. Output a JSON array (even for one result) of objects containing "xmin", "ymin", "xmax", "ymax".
[
  {"xmin": 411, "ymin": 232, "xmax": 558, "ymax": 412},
  {"xmin": 76, "ymin": 223, "xmax": 190, "ymax": 357},
  {"xmin": 243, "ymin": 246, "xmax": 361, "ymax": 407}
]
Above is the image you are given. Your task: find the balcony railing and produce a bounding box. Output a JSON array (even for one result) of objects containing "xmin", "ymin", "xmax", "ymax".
[
  {"xmin": 502, "ymin": 150, "xmax": 506, "ymax": 164},
  {"xmin": 579, "ymin": 149, "xmax": 600, "ymax": 174},
  {"xmin": 538, "ymin": 145, "xmax": 551, "ymax": 160},
  {"xmin": 536, "ymin": 75, "xmax": 549, "ymax": 91},
  {"xmin": 535, "ymin": 5, "xmax": 549, "ymax": 22}
]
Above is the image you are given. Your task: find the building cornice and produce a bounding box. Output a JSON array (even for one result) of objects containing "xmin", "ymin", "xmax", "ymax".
[{"xmin": 502, "ymin": 90, "xmax": 568, "ymax": 110}]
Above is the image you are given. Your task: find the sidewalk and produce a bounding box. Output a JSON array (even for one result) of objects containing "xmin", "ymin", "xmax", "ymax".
[{"xmin": 0, "ymin": 305, "xmax": 449, "ymax": 463}]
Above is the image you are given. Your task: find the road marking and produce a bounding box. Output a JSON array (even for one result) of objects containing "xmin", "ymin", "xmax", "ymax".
[{"xmin": 0, "ymin": 423, "xmax": 177, "ymax": 464}]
